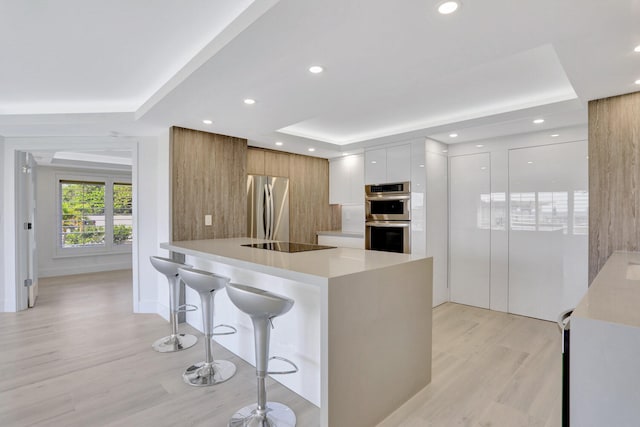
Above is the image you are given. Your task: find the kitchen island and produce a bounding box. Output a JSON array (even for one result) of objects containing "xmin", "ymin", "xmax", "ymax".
[
  {"xmin": 160, "ymin": 238, "xmax": 432, "ymax": 427},
  {"xmin": 571, "ymin": 251, "xmax": 640, "ymax": 426}
]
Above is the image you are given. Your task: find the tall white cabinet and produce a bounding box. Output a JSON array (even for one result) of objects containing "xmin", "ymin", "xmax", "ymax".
[
  {"xmin": 449, "ymin": 153, "xmax": 491, "ymax": 309},
  {"xmin": 359, "ymin": 139, "xmax": 448, "ymax": 308},
  {"xmin": 507, "ymin": 141, "xmax": 588, "ymax": 321}
]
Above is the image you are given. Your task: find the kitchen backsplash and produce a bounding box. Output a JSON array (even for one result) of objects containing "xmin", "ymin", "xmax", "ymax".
[{"xmin": 342, "ymin": 204, "xmax": 365, "ymax": 233}]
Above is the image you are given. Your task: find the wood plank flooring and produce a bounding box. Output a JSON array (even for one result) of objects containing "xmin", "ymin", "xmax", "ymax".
[{"xmin": 0, "ymin": 271, "xmax": 561, "ymax": 427}]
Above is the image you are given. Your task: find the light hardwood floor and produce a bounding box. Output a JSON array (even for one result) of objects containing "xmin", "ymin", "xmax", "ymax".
[{"xmin": 0, "ymin": 271, "xmax": 561, "ymax": 426}]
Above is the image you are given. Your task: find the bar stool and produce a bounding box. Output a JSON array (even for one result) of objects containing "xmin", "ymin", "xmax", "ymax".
[
  {"xmin": 226, "ymin": 283, "xmax": 298, "ymax": 427},
  {"xmin": 177, "ymin": 267, "xmax": 237, "ymax": 386},
  {"xmin": 149, "ymin": 256, "xmax": 198, "ymax": 353}
]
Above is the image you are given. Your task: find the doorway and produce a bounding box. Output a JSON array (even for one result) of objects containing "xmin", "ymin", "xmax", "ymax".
[{"xmin": 6, "ymin": 139, "xmax": 139, "ymax": 312}]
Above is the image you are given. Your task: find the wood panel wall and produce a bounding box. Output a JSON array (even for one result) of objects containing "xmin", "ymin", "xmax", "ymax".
[
  {"xmin": 247, "ymin": 147, "xmax": 290, "ymax": 177},
  {"xmin": 588, "ymin": 91, "xmax": 640, "ymax": 283},
  {"xmin": 289, "ymin": 153, "xmax": 335, "ymax": 244},
  {"xmin": 265, "ymin": 150, "xmax": 290, "ymax": 177},
  {"xmin": 171, "ymin": 127, "xmax": 247, "ymax": 241},
  {"xmin": 246, "ymin": 147, "xmax": 265, "ymax": 175}
]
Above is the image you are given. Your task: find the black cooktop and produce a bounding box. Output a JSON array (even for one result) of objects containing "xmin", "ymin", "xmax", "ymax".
[{"xmin": 242, "ymin": 242, "xmax": 336, "ymax": 253}]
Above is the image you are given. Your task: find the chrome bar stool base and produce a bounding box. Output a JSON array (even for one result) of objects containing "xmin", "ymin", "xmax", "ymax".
[
  {"xmin": 149, "ymin": 256, "xmax": 198, "ymax": 353},
  {"xmin": 177, "ymin": 266, "xmax": 237, "ymax": 387},
  {"xmin": 152, "ymin": 333, "xmax": 198, "ymax": 353},
  {"xmin": 183, "ymin": 359, "xmax": 237, "ymax": 387},
  {"xmin": 228, "ymin": 402, "xmax": 296, "ymax": 427}
]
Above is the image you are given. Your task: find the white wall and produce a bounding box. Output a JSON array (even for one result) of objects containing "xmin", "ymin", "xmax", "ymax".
[
  {"xmin": 35, "ymin": 166, "xmax": 133, "ymax": 278},
  {"xmin": 136, "ymin": 131, "xmax": 171, "ymax": 317}
]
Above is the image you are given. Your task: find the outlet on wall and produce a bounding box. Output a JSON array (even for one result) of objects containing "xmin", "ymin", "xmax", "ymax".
[{"xmin": 205, "ymin": 214, "xmax": 212, "ymax": 226}]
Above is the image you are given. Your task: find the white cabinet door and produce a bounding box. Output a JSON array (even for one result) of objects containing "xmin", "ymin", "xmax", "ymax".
[
  {"xmin": 365, "ymin": 149, "xmax": 387, "ymax": 184},
  {"xmin": 507, "ymin": 141, "xmax": 588, "ymax": 321},
  {"xmin": 449, "ymin": 153, "xmax": 491, "ymax": 309},
  {"xmin": 386, "ymin": 144, "xmax": 411, "ymax": 183},
  {"xmin": 349, "ymin": 154, "xmax": 364, "ymax": 203},
  {"xmin": 330, "ymin": 155, "xmax": 365, "ymax": 204},
  {"xmin": 329, "ymin": 159, "xmax": 348, "ymax": 204}
]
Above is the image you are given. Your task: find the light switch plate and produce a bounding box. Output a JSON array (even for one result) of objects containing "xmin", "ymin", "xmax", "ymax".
[{"xmin": 205, "ymin": 214, "xmax": 212, "ymax": 226}]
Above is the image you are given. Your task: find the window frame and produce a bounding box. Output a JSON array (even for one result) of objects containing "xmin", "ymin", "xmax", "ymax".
[{"xmin": 55, "ymin": 172, "xmax": 132, "ymax": 257}]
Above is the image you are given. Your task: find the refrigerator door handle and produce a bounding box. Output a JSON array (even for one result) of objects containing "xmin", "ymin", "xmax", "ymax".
[
  {"xmin": 269, "ymin": 183, "xmax": 275, "ymax": 240},
  {"xmin": 265, "ymin": 183, "xmax": 273, "ymax": 240},
  {"xmin": 262, "ymin": 183, "xmax": 269, "ymax": 239}
]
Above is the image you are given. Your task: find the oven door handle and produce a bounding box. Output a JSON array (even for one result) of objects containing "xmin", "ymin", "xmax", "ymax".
[
  {"xmin": 366, "ymin": 221, "xmax": 410, "ymax": 228},
  {"xmin": 365, "ymin": 195, "xmax": 410, "ymax": 201}
]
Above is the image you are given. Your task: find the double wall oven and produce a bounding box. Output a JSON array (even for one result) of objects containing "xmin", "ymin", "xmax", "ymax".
[{"xmin": 365, "ymin": 182, "xmax": 411, "ymax": 253}]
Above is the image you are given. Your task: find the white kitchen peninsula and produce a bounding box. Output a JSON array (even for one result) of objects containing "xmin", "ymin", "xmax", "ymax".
[
  {"xmin": 160, "ymin": 238, "xmax": 432, "ymax": 427},
  {"xmin": 571, "ymin": 251, "xmax": 640, "ymax": 426}
]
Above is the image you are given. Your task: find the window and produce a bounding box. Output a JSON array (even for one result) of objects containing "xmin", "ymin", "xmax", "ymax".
[
  {"xmin": 58, "ymin": 174, "xmax": 132, "ymax": 254},
  {"xmin": 113, "ymin": 183, "xmax": 133, "ymax": 246},
  {"xmin": 60, "ymin": 181, "xmax": 106, "ymax": 248}
]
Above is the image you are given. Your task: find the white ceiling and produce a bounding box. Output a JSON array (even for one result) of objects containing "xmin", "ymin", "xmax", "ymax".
[{"xmin": 1, "ymin": 0, "xmax": 639, "ymax": 159}]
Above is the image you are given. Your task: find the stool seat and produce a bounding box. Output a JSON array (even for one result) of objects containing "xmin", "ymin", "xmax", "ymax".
[
  {"xmin": 225, "ymin": 284, "xmax": 294, "ymax": 319},
  {"xmin": 149, "ymin": 256, "xmax": 198, "ymax": 353},
  {"xmin": 178, "ymin": 267, "xmax": 237, "ymax": 387},
  {"xmin": 149, "ymin": 256, "xmax": 184, "ymax": 277},
  {"xmin": 178, "ymin": 267, "xmax": 228, "ymax": 294}
]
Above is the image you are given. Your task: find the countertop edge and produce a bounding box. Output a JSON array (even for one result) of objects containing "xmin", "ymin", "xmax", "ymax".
[
  {"xmin": 572, "ymin": 251, "xmax": 640, "ymax": 328},
  {"xmin": 160, "ymin": 241, "xmax": 329, "ymax": 286}
]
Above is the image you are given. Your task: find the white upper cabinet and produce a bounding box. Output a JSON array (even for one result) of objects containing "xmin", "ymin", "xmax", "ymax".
[
  {"xmin": 364, "ymin": 144, "xmax": 411, "ymax": 184},
  {"xmin": 364, "ymin": 148, "xmax": 387, "ymax": 184},
  {"xmin": 386, "ymin": 144, "xmax": 411, "ymax": 183},
  {"xmin": 329, "ymin": 154, "xmax": 364, "ymax": 204}
]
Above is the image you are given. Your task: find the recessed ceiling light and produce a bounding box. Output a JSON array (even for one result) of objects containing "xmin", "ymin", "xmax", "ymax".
[
  {"xmin": 634, "ymin": 45, "xmax": 640, "ymax": 53},
  {"xmin": 476, "ymin": 144, "xmax": 484, "ymax": 148},
  {"xmin": 635, "ymin": 79, "xmax": 640, "ymax": 85},
  {"xmin": 480, "ymin": 166, "xmax": 487, "ymax": 170},
  {"xmin": 442, "ymin": 149, "xmax": 448, "ymax": 153},
  {"xmin": 202, "ymin": 119, "xmax": 212, "ymax": 125},
  {"xmin": 438, "ymin": 1, "xmax": 459, "ymax": 15},
  {"xmin": 371, "ymin": 161, "xmax": 377, "ymax": 164},
  {"xmin": 449, "ymin": 133, "xmax": 458, "ymax": 138},
  {"xmin": 419, "ymin": 164, "xmax": 425, "ymax": 168},
  {"xmin": 309, "ymin": 65, "xmax": 324, "ymax": 74},
  {"xmin": 244, "ymin": 98, "xmax": 256, "ymax": 105},
  {"xmin": 275, "ymin": 141, "xmax": 283, "ymax": 146},
  {"xmin": 527, "ymin": 161, "xmax": 534, "ymax": 164},
  {"xmin": 533, "ymin": 119, "xmax": 545, "ymax": 124},
  {"xmin": 308, "ymin": 148, "xmax": 315, "ymax": 152},
  {"xmin": 342, "ymin": 153, "xmax": 349, "ymax": 156},
  {"xmin": 550, "ymin": 134, "xmax": 559, "ymax": 137}
]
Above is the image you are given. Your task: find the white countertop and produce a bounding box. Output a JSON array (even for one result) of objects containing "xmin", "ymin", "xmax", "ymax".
[
  {"xmin": 316, "ymin": 230, "xmax": 364, "ymax": 238},
  {"xmin": 573, "ymin": 251, "xmax": 640, "ymax": 328},
  {"xmin": 161, "ymin": 237, "xmax": 425, "ymax": 285}
]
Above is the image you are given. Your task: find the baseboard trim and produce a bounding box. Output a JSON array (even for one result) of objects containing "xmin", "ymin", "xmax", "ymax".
[{"xmin": 39, "ymin": 262, "xmax": 132, "ymax": 278}]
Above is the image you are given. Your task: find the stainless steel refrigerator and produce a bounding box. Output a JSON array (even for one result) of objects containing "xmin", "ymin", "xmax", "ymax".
[{"xmin": 247, "ymin": 175, "xmax": 289, "ymax": 241}]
